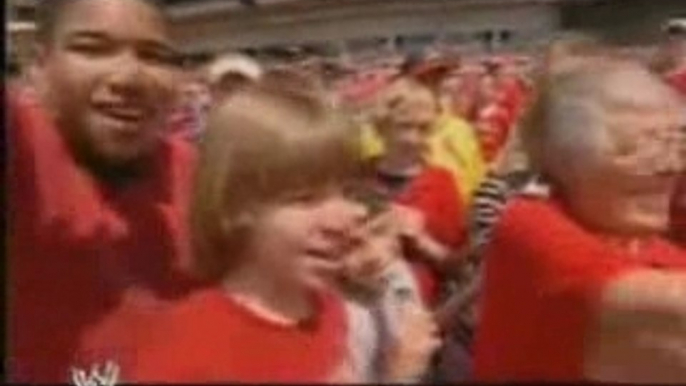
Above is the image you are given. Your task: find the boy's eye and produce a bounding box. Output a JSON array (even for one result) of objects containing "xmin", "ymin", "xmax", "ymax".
[{"xmin": 68, "ymin": 40, "xmax": 115, "ymax": 56}]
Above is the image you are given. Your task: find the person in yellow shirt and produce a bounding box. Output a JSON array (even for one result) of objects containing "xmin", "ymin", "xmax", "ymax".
[{"xmin": 361, "ymin": 88, "xmax": 486, "ymax": 204}]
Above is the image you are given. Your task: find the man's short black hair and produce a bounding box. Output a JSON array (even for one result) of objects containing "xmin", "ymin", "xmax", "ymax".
[{"xmin": 35, "ymin": 0, "xmax": 165, "ymax": 44}]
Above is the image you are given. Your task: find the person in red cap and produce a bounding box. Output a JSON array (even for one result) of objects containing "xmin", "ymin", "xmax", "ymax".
[
  {"xmin": 474, "ymin": 51, "xmax": 686, "ymax": 382},
  {"xmin": 8, "ymin": 0, "xmax": 205, "ymax": 382},
  {"xmin": 473, "ymin": 102, "xmax": 513, "ymax": 164}
]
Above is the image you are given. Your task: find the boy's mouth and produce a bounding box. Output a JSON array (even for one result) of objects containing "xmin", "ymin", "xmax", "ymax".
[{"xmin": 303, "ymin": 248, "xmax": 343, "ymax": 274}]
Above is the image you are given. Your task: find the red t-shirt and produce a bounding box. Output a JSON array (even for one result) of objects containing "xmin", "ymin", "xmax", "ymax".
[
  {"xmin": 672, "ymin": 174, "xmax": 686, "ymax": 246},
  {"xmin": 473, "ymin": 198, "xmax": 686, "ymax": 381},
  {"xmin": 396, "ymin": 167, "xmax": 468, "ymax": 306},
  {"xmin": 8, "ymin": 85, "xmax": 204, "ymax": 382},
  {"xmin": 129, "ymin": 288, "xmax": 349, "ymax": 383}
]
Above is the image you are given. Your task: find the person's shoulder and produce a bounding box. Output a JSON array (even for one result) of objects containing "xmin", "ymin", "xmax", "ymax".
[
  {"xmin": 8, "ymin": 84, "xmax": 48, "ymax": 126},
  {"xmin": 161, "ymin": 136, "xmax": 198, "ymax": 165},
  {"xmin": 158, "ymin": 288, "xmax": 229, "ymax": 325},
  {"xmin": 436, "ymin": 113, "xmax": 474, "ymax": 132},
  {"xmin": 410, "ymin": 166, "xmax": 461, "ymax": 199},
  {"xmin": 494, "ymin": 197, "xmax": 575, "ymax": 247},
  {"xmin": 420, "ymin": 166, "xmax": 455, "ymax": 183},
  {"xmin": 503, "ymin": 196, "xmax": 560, "ymax": 220}
]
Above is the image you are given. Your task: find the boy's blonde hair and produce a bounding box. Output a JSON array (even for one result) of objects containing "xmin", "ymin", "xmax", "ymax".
[{"xmin": 190, "ymin": 72, "xmax": 361, "ymax": 281}]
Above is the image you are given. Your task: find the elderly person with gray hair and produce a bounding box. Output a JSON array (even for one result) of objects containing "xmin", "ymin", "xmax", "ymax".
[{"xmin": 472, "ymin": 50, "xmax": 686, "ymax": 382}]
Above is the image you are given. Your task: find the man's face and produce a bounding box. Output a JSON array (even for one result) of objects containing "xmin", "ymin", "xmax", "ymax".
[
  {"xmin": 604, "ymin": 103, "xmax": 685, "ymax": 231},
  {"xmin": 37, "ymin": 0, "xmax": 179, "ymax": 172},
  {"xmin": 564, "ymin": 70, "xmax": 686, "ymax": 236}
]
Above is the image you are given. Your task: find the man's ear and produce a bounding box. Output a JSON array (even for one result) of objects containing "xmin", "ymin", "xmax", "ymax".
[
  {"xmin": 27, "ymin": 43, "xmax": 52, "ymax": 99},
  {"xmin": 32, "ymin": 42, "xmax": 50, "ymax": 69}
]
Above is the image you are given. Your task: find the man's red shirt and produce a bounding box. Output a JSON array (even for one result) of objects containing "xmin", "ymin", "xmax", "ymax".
[
  {"xmin": 8, "ymin": 85, "xmax": 204, "ymax": 382},
  {"xmin": 473, "ymin": 198, "xmax": 686, "ymax": 381}
]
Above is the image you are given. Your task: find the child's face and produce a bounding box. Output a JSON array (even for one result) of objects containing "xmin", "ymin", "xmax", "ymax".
[
  {"xmin": 247, "ymin": 187, "xmax": 368, "ymax": 291},
  {"xmin": 380, "ymin": 97, "xmax": 437, "ymax": 164}
]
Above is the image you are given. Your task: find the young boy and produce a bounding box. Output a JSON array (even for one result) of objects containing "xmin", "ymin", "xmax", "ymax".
[
  {"xmin": 129, "ymin": 74, "xmax": 441, "ymax": 383},
  {"xmin": 367, "ymin": 77, "xmax": 469, "ymax": 307}
]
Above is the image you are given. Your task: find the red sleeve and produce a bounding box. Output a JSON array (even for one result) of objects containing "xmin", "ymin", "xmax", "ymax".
[
  {"xmin": 8, "ymin": 86, "xmax": 108, "ymax": 382},
  {"xmin": 474, "ymin": 198, "xmax": 639, "ymax": 381},
  {"xmin": 397, "ymin": 167, "xmax": 467, "ymax": 249}
]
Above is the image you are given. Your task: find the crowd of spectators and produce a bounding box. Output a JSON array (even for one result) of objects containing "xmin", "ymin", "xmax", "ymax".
[{"xmin": 7, "ymin": 0, "xmax": 685, "ymax": 383}]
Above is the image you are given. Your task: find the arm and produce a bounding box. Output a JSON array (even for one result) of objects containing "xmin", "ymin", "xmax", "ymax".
[
  {"xmin": 395, "ymin": 168, "xmax": 470, "ymax": 274},
  {"xmin": 380, "ymin": 304, "xmax": 442, "ymax": 383},
  {"xmin": 390, "ymin": 203, "xmax": 469, "ymax": 279},
  {"xmin": 433, "ymin": 270, "xmax": 481, "ymax": 332},
  {"xmin": 584, "ymin": 270, "xmax": 686, "ymax": 383}
]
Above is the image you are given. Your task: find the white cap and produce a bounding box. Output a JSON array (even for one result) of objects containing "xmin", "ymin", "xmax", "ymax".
[
  {"xmin": 663, "ymin": 18, "xmax": 686, "ymax": 35},
  {"xmin": 206, "ymin": 53, "xmax": 263, "ymax": 85}
]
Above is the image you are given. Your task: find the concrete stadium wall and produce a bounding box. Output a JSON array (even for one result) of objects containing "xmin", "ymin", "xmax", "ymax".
[
  {"xmin": 562, "ymin": 0, "xmax": 686, "ymax": 45},
  {"xmin": 168, "ymin": 0, "xmax": 561, "ymax": 54}
]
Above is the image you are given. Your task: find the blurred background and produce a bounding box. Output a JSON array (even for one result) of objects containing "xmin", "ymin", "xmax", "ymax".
[{"xmin": 7, "ymin": 0, "xmax": 685, "ymax": 72}]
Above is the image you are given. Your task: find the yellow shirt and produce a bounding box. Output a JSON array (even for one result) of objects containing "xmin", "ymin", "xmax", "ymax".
[{"xmin": 360, "ymin": 113, "xmax": 486, "ymax": 204}]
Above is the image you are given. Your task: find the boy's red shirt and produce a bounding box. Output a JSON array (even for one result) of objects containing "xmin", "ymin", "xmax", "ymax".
[
  {"xmin": 396, "ymin": 167, "xmax": 468, "ymax": 306},
  {"xmin": 473, "ymin": 198, "xmax": 686, "ymax": 381},
  {"xmin": 8, "ymin": 85, "xmax": 204, "ymax": 382},
  {"xmin": 129, "ymin": 288, "xmax": 348, "ymax": 383}
]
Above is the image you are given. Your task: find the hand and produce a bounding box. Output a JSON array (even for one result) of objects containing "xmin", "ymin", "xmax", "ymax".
[
  {"xmin": 327, "ymin": 357, "xmax": 358, "ymax": 383},
  {"xmin": 340, "ymin": 211, "xmax": 402, "ymax": 291},
  {"xmin": 390, "ymin": 204, "xmax": 426, "ymax": 240},
  {"xmin": 391, "ymin": 204, "xmax": 451, "ymax": 264},
  {"xmin": 383, "ymin": 303, "xmax": 442, "ymax": 382}
]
